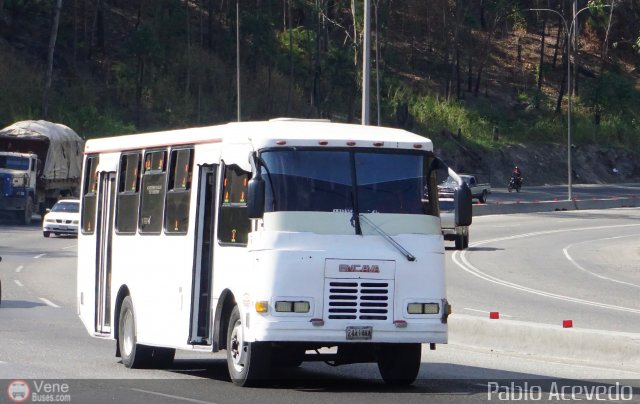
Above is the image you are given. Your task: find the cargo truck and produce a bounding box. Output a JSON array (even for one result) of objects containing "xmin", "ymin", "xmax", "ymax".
[{"xmin": 0, "ymin": 120, "xmax": 84, "ymax": 224}]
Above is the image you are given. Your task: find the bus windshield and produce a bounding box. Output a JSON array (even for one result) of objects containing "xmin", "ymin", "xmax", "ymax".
[{"xmin": 260, "ymin": 149, "xmax": 436, "ymax": 215}]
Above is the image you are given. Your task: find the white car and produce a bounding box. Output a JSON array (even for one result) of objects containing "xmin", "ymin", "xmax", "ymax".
[
  {"xmin": 42, "ymin": 199, "xmax": 80, "ymax": 238},
  {"xmin": 439, "ymin": 198, "xmax": 469, "ymax": 250}
]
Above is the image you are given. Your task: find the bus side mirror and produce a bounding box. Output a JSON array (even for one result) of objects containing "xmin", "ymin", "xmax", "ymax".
[
  {"xmin": 454, "ymin": 182, "xmax": 472, "ymax": 226},
  {"xmin": 247, "ymin": 176, "xmax": 265, "ymax": 219}
]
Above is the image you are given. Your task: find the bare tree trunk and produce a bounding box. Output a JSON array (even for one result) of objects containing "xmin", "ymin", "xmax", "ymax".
[
  {"xmin": 551, "ymin": 16, "xmax": 562, "ymax": 69},
  {"xmin": 286, "ymin": 0, "xmax": 293, "ymax": 114},
  {"xmin": 136, "ymin": 56, "xmax": 145, "ymax": 128},
  {"xmin": 555, "ymin": 39, "xmax": 567, "ymax": 114},
  {"xmin": 474, "ymin": 26, "xmax": 495, "ymax": 97},
  {"xmin": 535, "ymin": 16, "xmax": 547, "ymax": 109},
  {"xmin": 72, "ymin": 0, "xmax": 78, "ymax": 69},
  {"xmin": 467, "ymin": 53, "xmax": 473, "ymax": 93},
  {"xmin": 41, "ymin": 0, "xmax": 63, "ymax": 119},
  {"xmin": 208, "ymin": 0, "xmax": 214, "ymax": 49},
  {"xmin": 599, "ymin": 0, "xmax": 615, "ymax": 74},
  {"xmin": 455, "ymin": 49, "xmax": 461, "ymax": 100},
  {"xmin": 185, "ymin": 0, "xmax": 191, "ymax": 101},
  {"xmin": 351, "ymin": 0, "xmax": 358, "ymax": 66},
  {"xmin": 312, "ymin": 0, "xmax": 321, "ymax": 116},
  {"xmin": 89, "ymin": 0, "xmax": 105, "ymax": 58}
]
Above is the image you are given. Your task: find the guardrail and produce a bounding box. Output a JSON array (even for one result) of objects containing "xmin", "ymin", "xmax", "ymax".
[{"xmin": 473, "ymin": 196, "xmax": 639, "ymax": 216}]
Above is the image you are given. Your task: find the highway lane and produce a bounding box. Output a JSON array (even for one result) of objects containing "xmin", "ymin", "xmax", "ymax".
[
  {"xmin": 447, "ymin": 208, "xmax": 640, "ymax": 333},
  {"xmin": 1, "ymin": 216, "xmax": 640, "ymax": 403}
]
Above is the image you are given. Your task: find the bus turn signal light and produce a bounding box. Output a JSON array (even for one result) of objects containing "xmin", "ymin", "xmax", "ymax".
[{"xmin": 255, "ymin": 301, "xmax": 269, "ymax": 313}]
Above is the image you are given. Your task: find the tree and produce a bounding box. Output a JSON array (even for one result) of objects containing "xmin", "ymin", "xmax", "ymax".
[{"xmin": 42, "ymin": 0, "xmax": 63, "ymax": 119}]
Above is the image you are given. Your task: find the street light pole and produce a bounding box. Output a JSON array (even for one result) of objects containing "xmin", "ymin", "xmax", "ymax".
[{"xmin": 528, "ymin": 4, "xmax": 611, "ymax": 201}]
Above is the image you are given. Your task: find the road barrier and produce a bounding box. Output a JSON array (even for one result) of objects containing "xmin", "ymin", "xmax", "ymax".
[
  {"xmin": 448, "ymin": 314, "xmax": 640, "ymax": 369},
  {"xmin": 474, "ymin": 196, "xmax": 639, "ymax": 216}
]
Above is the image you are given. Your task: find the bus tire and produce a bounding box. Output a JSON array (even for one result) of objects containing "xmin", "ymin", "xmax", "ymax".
[
  {"xmin": 226, "ymin": 306, "xmax": 270, "ymax": 386},
  {"xmin": 118, "ymin": 296, "xmax": 152, "ymax": 368},
  {"xmin": 455, "ymin": 235, "xmax": 464, "ymax": 250},
  {"xmin": 376, "ymin": 343, "xmax": 421, "ymax": 386}
]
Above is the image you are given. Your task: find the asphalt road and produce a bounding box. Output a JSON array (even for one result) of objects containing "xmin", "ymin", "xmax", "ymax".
[
  {"xmin": 446, "ymin": 207, "xmax": 640, "ymax": 334},
  {"xmin": 1, "ymin": 210, "xmax": 640, "ymax": 403}
]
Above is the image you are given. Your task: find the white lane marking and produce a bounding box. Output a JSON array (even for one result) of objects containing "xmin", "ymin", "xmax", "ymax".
[
  {"xmin": 463, "ymin": 308, "xmax": 513, "ymax": 318},
  {"xmin": 38, "ymin": 298, "xmax": 61, "ymax": 308},
  {"xmin": 62, "ymin": 245, "xmax": 76, "ymax": 250},
  {"xmin": 15, "ymin": 265, "xmax": 24, "ymax": 273},
  {"xmin": 452, "ymin": 223, "xmax": 640, "ymax": 315},
  {"xmin": 33, "ymin": 253, "xmax": 46, "ymax": 259},
  {"xmin": 14, "ymin": 280, "xmax": 24, "ymax": 287},
  {"xmin": 563, "ymin": 234, "xmax": 640, "ymax": 289},
  {"xmin": 130, "ymin": 388, "xmax": 217, "ymax": 404}
]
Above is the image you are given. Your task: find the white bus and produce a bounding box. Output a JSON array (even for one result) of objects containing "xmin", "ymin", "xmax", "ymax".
[{"xmin": 77, "ymin": 119, "xmax": 471, "ymax": 386}]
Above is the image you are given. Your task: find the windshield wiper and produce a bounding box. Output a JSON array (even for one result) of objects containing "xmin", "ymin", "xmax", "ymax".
[{"xmin": 359, "ymin": 214, "xmax": 416, "ymax": 262}]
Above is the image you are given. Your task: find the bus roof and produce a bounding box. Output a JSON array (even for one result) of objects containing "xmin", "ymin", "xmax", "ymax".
[{"xmin": 84, "ymin": 119, "xmax": 433, "ymax": 154}]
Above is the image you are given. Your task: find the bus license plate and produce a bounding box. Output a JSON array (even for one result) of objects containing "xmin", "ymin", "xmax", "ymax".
[{"xmin": 346, "ymin": 326, "xmax": 372, "ymax": 341}]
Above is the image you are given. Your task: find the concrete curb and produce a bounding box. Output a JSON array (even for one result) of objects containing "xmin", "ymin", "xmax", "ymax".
[
  {"xmin": 448, "ymin": 314, "xmax": 640, "ymax": 369},
  {"xmin": 473, "ymin": 196, "xmax": 639, "ymax": 216}
]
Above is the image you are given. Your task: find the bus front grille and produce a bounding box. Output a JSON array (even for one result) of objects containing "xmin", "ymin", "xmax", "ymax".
[{"xmin": 325, "ymin": 280, "xmax": 393, "ymax": 321}]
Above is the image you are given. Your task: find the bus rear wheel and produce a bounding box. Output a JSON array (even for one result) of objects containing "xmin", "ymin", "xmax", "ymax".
[
  {"xmin": 376, "ymin": 343, "xmax": 421, "ymax": 386},
  {"xmin": 118, "ymin": 296, "xmax": 152, "ymax": 368},
  {"xmin": 226, "ymin": 306, "xmax": 270, "ymax": 386}
]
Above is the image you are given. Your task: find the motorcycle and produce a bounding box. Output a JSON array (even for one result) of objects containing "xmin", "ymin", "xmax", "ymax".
[{"xmin": 508, "ymin": 175, "xmax": 523, "ymax": 192}]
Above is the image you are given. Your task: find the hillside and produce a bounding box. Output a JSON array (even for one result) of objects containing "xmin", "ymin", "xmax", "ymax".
[{"xmin": 0, "ymin": 1, "xmax": 638, "ymax": 185}]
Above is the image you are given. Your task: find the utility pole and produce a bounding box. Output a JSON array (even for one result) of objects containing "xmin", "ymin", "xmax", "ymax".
[
  {"xmin": 361, "ymin": 0, "xmax": 371, "ymax": 125},
  {"xmin": 236, "ymin": 1, "xmax": 241, "ymax": 122}
]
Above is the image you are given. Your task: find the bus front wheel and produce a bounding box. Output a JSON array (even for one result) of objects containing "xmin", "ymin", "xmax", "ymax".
[
  {"xmin": 226, "ymin": 306, "xmax": 270, "ymax": 386},
  {"xmin": 118, "ymin": 296, "xmax": 152, "ymax": 368},
  {"xmin": 376, "ymin": 343, "xmax": 421, "ymax": 386}
]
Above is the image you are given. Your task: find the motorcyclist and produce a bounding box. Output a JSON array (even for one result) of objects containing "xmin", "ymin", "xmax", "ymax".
[{"xmin": 511, "ymin": 166, "xmax": 523, "ymax": 186}]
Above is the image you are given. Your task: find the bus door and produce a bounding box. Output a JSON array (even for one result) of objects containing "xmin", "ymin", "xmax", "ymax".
[
  {"xmin": 95, "ymin": 171, "xmax": 116, "ymax": 335},
  {"xmin": 189, "ymin": 165, "xmax": 218, "ymax": 345}
]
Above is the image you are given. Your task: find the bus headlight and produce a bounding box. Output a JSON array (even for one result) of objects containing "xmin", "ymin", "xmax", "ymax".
[
  {"xmin": 407, "ymin": 303, "xmax": 440, "ymax": 315},
  {"xmin": 275, "ymin": 300, "xmax": 310, "ymax": 313},
  {"xmin": 407, "ymin": 303, "xmax": 423, "ymax": 314}
]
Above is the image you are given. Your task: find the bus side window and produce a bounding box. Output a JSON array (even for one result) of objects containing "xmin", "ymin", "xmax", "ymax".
[
  {"xmin": 139, "ymin": 150, "xmax": 167, "ymax": 235},
  {"xmin": 165, "ymin": 148, "xmax": 193, "ymax": 234},
  {"xmin": 218, "ymin": 164, "xmax": 250, "ymax": 245},
  {"xmin": 81, "ymin": 155, "xmax": 99, "ymax": 234},
  {"xmin": 115, "ymin": 152, "xmax": 141, "ymax": 234}
]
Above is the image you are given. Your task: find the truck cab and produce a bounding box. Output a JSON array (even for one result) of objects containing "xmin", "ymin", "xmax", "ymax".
[{"xmin": 0, "ymin": 152, "xmax": 38, "ymax": 224}]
